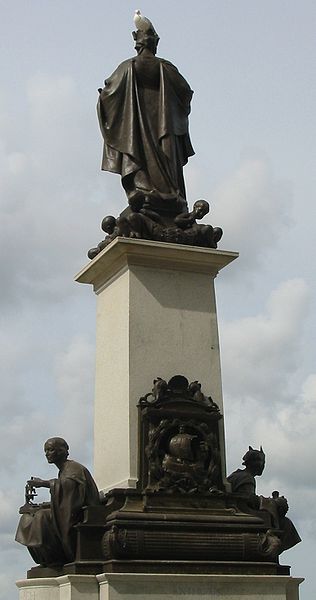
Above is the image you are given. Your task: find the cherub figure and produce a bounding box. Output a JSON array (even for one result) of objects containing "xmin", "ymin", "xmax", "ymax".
[
  {"xmin": 174, "ymin": 200, "xmax": 223, "ymax": 248},
  {"xmin": 87, "ymin": 214, "xmax": 133, "ymax": 259}
]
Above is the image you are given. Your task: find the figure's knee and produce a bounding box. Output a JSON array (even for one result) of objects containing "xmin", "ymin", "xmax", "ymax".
[{"xmin": 213, "ymin": 227, "xmax": 223, "ymax": 244}]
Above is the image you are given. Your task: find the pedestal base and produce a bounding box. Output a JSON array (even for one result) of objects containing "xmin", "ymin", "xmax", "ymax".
[
  {"xmin": 17, "ymin": 573, "xmax": 304, "ymax": 600},
  {"xmin": 98, "ymin": 573, "xmax": 303, "ymax": 600},
  {"xmin": 16, "ymin": 575, "xmax": 98, "ymax": 600}
]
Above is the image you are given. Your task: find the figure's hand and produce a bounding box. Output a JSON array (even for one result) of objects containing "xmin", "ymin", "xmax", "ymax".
[
  {"xmin": 27, "ymin": 477, "xmax": 50, "ymax": 488},
  {"xmin": 192, "ymin": 207, "xmax": 199, "ymax": 218},
  {"xmin": 193, "ymin": 207, "xmax": 204, "ymax": 220}
]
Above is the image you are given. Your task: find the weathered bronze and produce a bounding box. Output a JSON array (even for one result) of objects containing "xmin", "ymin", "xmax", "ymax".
[
  {"xmin": 228, "ymin": 447, "xmax": 301, "ymax": 554},
  {"xmin": 16, "ymin": 385, "xmax": 301, "ymax": 578},
  {"xmin": 138, "ymin": 375, "xmax": 222, "ymax": 494},
  {"xmin": 99, "ymin": 378, "xmax": 294, "ymax": 571},
  {"xmin": 97, "ymin": 20, "xmax": 194, "ymax": 215},
  {"xmin": 88, "ymin": 14, "xmax": 223, "ymax": 258},
  {"xmin": 88, "ymin": 200, "xmax": 223, "ymax": 258},
  {"xmin": 15, "ymin": 438, "xmax": 100, "ymax": 568}
]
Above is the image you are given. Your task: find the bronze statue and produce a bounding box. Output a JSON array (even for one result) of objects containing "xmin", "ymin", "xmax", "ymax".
[
  {"xmin": 228, "ymin": 447, "xmax": 301, "ymax": 554},
  {"xmin": 88, "ymin": 13, "xmax": 223, "ymax": 258},
  {"xmin": 97, "ymin": 18, "xmax": 194, "ymax": 217},
  {"xmin": 15, "ymin": 438, "xmax": 100, "ymax": 567}
]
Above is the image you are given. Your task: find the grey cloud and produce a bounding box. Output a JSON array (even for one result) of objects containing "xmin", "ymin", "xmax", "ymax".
[
  {"xmin": 221, "ymin": 278, "xmax": 310, "ymax": 406},
  {"xmin": 0, "ymin": 74, "xmax": 122, "ymax": 310},
  {"xmin": 211, "ymin": 158, "xmax": 292, "ymax": 275},
  {"xmin": 54, "ymin": 336, "xmax": 95, "ymax": 466}
]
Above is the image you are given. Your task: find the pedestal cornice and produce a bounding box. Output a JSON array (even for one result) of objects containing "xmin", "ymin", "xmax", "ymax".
[{"xmin": 75, "ymin": 238, "xmax": 238, "ymax": 292}]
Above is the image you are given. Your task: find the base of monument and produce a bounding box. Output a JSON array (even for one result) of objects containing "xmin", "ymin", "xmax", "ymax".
[
  {"xmin": 27, "ymin": 560, "xmax": 105, "ymax": 579},
  {"xmin": 27, "ymin": 565, "xmax": 63, "ymax": 578},
  {"xmin": 101, "ymin": 559, "xmax": 290, "ymax": 575},
  {"xmin": 97, "ymin": 573, "xmax": 304, "ymax": 600},
  {"xmin": 26, "ymin": 559, "xmax": 290, "ymax": 580},
  {"xmin": 25, "ymin": 488, "xmax": 295, "ymax": 580},
  {"xmin": 17, "ymin": 572, "xmax": 304, "ymax": 600},
  {"xmin": 17, "ymin": 574, "xmax": 99, "ymax": 600}
]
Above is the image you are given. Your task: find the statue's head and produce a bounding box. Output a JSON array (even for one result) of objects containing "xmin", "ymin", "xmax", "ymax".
[
  {"xmin": 133, "ymin": 29, "xmax": 160, "ymax": 55},
  {"xmin": 44, "ymin": 437, "xmax": 69, "ymax": 464},
  {"xmin": 193, "ymin": 200, "xmax": 209, "ymax": 219},
  {"xmin": 101, "ymin": 215, "xmax": 116, "ymax": 234},
  {"xmin": 189, "ymin": 380, "xmax": 201, "ymax": 394},
  {"xmin": 242, "ymin": 446, "xmax": 265, "ymax": 476}
]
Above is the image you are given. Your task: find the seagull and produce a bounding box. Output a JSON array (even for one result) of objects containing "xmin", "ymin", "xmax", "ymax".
[{"xmin": 134, "ymin": 9, "xmax": 155, "ymax": 32}]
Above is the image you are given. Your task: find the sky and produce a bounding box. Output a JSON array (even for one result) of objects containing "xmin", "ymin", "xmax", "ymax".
[{"xmin": 0, "ymin": 0, "xmax": 315, "ymax": 598}]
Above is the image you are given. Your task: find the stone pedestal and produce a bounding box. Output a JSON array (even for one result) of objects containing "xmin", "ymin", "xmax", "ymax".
[
  {"xmin": 17, "ymin": 573, "xmax": 304, "ymax": 600},
  {"xmin": 16, "ymin": 575, "xmax": 98, "ymax": 600},
  {"xmin": 97, "ymin": 573, "xmax": 304, "ymax": 600},
  {"xmin": 75, "ymin": 238, "xmax": 238, "ymax": 492}
]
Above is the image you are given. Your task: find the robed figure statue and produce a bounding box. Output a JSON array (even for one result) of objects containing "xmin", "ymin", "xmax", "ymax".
[
  {"xmin": 15, "ymin": 438, "xmax": 100, "ymax": 567},
  {"xmin": 88, "ymin": 12, "xmax": 222, "ymax": 259},
  {"xmin": 97, "ymin": 20, "xmax": 194, "ymax": 217}
]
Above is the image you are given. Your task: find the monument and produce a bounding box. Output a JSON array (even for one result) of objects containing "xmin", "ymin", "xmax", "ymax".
[{"xmin": 16, "ymin": 10, "xmax": 303, "ymax": 600}]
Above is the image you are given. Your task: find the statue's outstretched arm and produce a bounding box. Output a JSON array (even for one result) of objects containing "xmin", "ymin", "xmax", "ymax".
[{"xmin": 27, "ymin": 477, "xmax": 51, "ymax": 489}]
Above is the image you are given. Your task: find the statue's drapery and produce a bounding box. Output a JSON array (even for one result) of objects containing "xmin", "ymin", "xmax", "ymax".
[{"xmin": 97, "ymin": 56, "xmax": 194, "ymax": 210}]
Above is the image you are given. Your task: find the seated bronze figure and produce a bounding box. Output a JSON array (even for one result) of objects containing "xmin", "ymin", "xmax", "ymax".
[
  {"xmin": 228, "ymin": 447, "xmax": 301, "ymax": 554},
  {"xmin": 15, "ymin": 437, "xmax": 100, "ymax": 567}
]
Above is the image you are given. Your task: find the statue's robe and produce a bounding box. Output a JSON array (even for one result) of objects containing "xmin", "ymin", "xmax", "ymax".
[
  {"xmin": 97, "ymin": 54, "xmax": 194, "ymax": 213},
  {"xmin": 227, "ymin": 468, "xmax": 256, "ymax": 496},
  {"xmin": 15, "ymin": 460, "xmax": 100, "ymax": 566}
]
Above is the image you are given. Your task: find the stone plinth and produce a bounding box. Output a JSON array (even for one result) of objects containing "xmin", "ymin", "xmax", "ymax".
[
  {"xmin": 16, "ymin": 575, "xmax": 98, "ymax": 600},
  {"xmin": 76, "ymin": 238, "xmax": 238, "ymax": 492},
  {"xmin": 17, "ymin": 573, "xmax": 304, "ymax": 600},
  {"xmin": 97, "ymin": 573, "xmax": 304, "ymax": 600}
]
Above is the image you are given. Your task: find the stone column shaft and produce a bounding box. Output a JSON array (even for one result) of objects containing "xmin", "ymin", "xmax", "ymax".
[{"xmin": 76, "ymin": 238, "xmax": 238, "ymax": 492}]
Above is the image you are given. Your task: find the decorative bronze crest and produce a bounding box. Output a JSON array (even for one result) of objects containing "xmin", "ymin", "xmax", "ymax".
[{"xmin": 138, "ymin": 375, "xmax": 223, "ymax": 494}]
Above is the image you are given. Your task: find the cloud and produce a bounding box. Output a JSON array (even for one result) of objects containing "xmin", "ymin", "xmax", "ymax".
[
  {"xmin": 0, "ymin": 491, "xmax": 19, "ymax": 535},
  {"xmin": 251, "ymin": 373, "xmax": 316, "ymax": 492},
  {"xmin": 0, "ymin": 74, "xmax": 117, "ymax": 310},
  {"xmin": 54, "ymin": 336, "xmax": 95, "ymax": 465},
  {"xmin": 211, "ymin": 158, "xmax": 292, "ymax": 273},
  {"xmin": 222, "ymin": 278, "xmax": 310, "ymax": 407}
]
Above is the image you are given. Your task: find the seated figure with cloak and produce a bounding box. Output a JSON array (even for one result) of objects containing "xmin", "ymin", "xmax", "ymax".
[
  {"xmin": 228, "ymin": 446, "xmax": 301, "ymax": 555},
  {"xmin": 15, "ymin": 437, "xmax": 100, "ymax": 567}
]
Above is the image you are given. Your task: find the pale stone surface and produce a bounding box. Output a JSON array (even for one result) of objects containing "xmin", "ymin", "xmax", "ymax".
[
  {"xmin": 16, "ymin": 578, "xmax": 59, "ymax": 600},
  {"xmin": 16, "ymin": 573, "xmax": 304, "ymax": 600},
  {"xmin": 76, "ymin": 238, "xmax": 238, "ymax": 290},
  {"xmin": 76, "ymin": 239, "xmax": 238, "ymax": 492},
  {"xmin": 97, "ymin": 573, "xmax": 304, "ymax": 600},
  {"xmin": 16, "ymin": 575, "xmax": 98, "ymax": 600}
]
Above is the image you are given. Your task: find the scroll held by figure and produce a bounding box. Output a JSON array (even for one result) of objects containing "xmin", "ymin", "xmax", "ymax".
[
  {"xmin": 88, "ymin": 11, "xmax": 223, "ymax": 258},
  {"xmin": 15, "ymin": 438, "xmax": 100, "ymax": 568}
]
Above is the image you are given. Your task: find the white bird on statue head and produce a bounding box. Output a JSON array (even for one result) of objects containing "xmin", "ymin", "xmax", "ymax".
[{"xmin": 134, "ymin": 9, "xmax": 156, "ymax": 33}]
